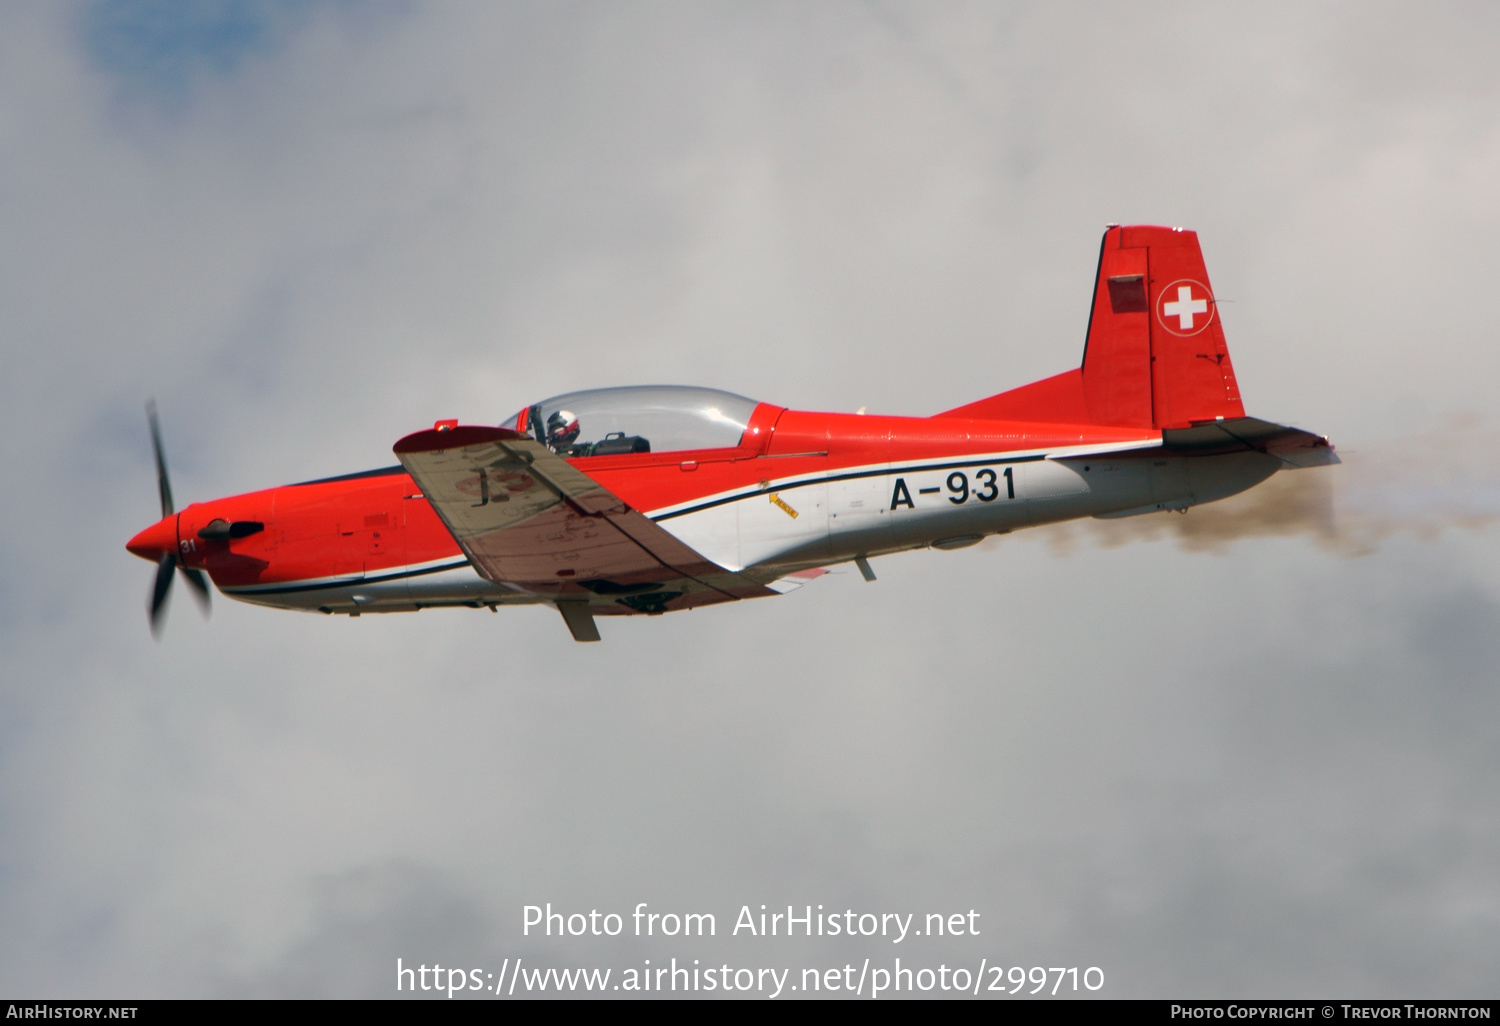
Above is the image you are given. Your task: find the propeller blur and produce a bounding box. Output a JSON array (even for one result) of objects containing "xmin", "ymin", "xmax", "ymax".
[{"xmin": 135, "ymin": 401, "xmax": 210, "ymax": 636}]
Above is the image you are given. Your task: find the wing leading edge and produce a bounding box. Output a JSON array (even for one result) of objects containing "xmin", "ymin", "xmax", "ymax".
[{"xmin": 393, "ymin": 425, "xmax": 775, "ymax": 640}]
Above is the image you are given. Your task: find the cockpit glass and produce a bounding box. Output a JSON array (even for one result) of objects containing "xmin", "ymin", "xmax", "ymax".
[{"xmin": 499, "ymin": 386, "xmax": 760, "ymax": 457}]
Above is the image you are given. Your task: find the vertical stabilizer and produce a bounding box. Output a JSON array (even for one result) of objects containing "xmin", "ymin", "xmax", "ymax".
[
  {"xmin": 939, "ymin": 225, "xmax": 1245, "ymax": 429},
  {"xmin": 1084, "ymin": 225, "xmax": 1244, "ymax": 429}
]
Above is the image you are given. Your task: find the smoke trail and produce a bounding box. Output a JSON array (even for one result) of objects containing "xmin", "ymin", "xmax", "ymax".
[
  {"xmin": 1025, "ymin": 421, "xmax": 1500, "ymax": 556},
  {"xmin": 1040, "ymin": 466, "xmax": 1335, "ymax": 555}
]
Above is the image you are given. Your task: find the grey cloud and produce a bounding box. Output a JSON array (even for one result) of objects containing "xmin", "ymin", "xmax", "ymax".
[
  {"xmin": 0, "ymin": 0, "xmax": 1497, "ymax": 999},
  {"xmin": 224, "ymin": 862, "xmax": 495, "ymax": 998}
]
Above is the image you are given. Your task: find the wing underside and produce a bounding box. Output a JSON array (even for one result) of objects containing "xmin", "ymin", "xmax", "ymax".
[{"xmin": 394, "ymin": 425, "xmax": 775, "ymax": 639}]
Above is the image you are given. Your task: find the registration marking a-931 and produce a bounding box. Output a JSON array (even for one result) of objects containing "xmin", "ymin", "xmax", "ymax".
[{"xmin": 889, "ymin": 467, "xmax": 1014, "ymax": 510}]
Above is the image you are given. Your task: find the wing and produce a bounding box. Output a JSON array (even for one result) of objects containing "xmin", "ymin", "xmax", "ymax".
[{"xmin": 393, "ymin": 425, "xmax": 775, "ymax": 638}]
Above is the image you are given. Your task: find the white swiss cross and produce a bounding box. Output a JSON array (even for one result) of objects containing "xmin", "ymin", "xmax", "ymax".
[{"xmin": 1162, "ymin": 285, "xmax": 1208, "ymax": 330}]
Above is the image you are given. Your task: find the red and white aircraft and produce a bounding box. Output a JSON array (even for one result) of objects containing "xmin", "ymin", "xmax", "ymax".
[{"xmin": 128, "ymin": 226, "xmax": 1336, "ymax": 641}]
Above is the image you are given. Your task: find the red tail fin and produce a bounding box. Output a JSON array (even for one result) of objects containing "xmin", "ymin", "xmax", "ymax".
[{"xmin": 940, "ymin": 225, "xmax": 1245, "ymax": 429}]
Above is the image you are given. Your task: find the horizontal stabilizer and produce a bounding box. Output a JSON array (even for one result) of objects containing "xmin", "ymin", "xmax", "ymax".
[{"xmin": 1160, "ymin": 417, "xmax": 1339, "ymax": 468}]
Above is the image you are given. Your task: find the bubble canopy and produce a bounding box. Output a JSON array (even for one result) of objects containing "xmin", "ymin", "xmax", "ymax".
[{"xmin": 501, "ymin": 386, "xmax": 762, "ymax": 457}]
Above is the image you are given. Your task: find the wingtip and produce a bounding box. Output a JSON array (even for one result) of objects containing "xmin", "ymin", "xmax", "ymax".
[{"xmin": 393, "ymin": 425, "xmax": 528, "ymax": 455}]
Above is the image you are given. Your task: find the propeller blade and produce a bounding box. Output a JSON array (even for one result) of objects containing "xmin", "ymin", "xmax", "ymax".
[
  {"xmin": 182, "ymin": 566, "xmax": 212, "ymax": 616},
  {"xmin": 143, "ymin": 401, "xmax": 209, "ymax": 635},
  {"xmin": 147, "ymin": 399, "xmax": 174, "ymax": 518},
  {"xmin": 150, "ymin": 552, "xmax": 176, "ymax": 636}
]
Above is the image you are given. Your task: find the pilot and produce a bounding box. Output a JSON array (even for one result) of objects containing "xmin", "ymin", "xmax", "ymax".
[{"xmin": 546, "ymin": 409, "xmax": 582, "ymax": 453}]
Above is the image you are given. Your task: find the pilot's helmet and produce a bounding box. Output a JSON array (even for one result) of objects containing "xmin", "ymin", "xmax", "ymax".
[{"xmin": 546, "ymin": 409, "xmax": 580, "ymax": 448}]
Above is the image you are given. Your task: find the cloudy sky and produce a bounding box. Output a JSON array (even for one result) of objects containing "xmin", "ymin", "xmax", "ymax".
[{"xmin": 2, "ymin": 0, "xmax": 1498, "ymax": 999}]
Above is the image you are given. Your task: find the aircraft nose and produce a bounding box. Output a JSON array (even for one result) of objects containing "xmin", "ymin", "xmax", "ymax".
[{"xmin": 127, "ymin": 515, "xmax": 177, "ymax": 562}]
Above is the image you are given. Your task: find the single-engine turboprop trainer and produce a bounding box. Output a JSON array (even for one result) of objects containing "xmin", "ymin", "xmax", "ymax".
[{"xmin": 128, "ymin": 226, "xmax": 1336, "ymax": 641}]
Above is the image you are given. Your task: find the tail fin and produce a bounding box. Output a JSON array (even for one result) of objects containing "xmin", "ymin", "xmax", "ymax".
[{"xmin": 940, "ymin": 225, "xmax": 1245, "ymax": 429}]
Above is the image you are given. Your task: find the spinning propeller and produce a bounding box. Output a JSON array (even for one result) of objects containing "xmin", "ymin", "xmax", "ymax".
[{"xmin": 143, "ymin": 401, "xmax": 210, "ymax": 636}]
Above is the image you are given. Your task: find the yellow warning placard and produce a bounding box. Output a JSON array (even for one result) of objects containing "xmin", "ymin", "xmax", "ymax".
[{"xmin": 769, "ymin": 492, "xmax": 799, "ymax": 519}]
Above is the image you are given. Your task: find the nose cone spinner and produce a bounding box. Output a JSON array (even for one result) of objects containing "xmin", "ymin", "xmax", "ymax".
[{"xmin": 127, "ymin": 515, "xmax": 177, "ymax": 562}]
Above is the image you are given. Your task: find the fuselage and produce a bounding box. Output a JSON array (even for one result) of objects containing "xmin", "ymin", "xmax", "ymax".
[{"xmin": 126, "ymin": 400, "xmax": 1280, "ymax": 617}]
